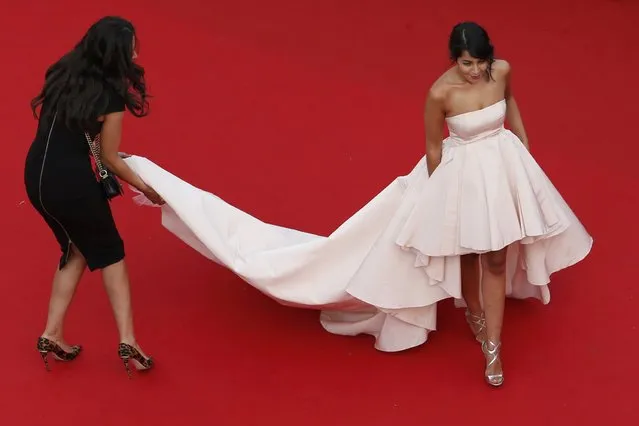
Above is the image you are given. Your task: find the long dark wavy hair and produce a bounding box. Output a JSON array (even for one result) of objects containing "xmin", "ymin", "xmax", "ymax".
[
  {"xmin": 448, "ymin": 22, "xmax": 495, "ymax": 80},
  {"xmin": 31, "ymin": 16, "xmax": 149, "ymax": 131}
]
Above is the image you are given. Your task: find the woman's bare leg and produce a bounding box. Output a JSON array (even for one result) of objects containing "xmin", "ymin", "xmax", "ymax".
[
  {"xmin": 461, "ymin": 253, "xmax": 486, "ymax": 342},
  {"xmin": 461, "ymin": 253, "xmax": 482, "ymax": 312},
  {"xmin": 41, "ymin": 244, "xmax": 86, "ymax": 351},
  {"xmin": 101, "ymin": 259, "xmax": 148, "ymax": 357},
  {"xmin": 480, "ymin": 247, "xmax": 508, "ymax": 385}
]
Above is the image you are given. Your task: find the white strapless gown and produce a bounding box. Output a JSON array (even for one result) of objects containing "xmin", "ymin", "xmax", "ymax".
[{"xmin": 123, "ymin": 99, "xmax": 593, "ymax": 352}]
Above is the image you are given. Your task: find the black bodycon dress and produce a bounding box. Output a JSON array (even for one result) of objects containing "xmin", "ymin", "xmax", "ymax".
[{"xmin": 24, "ymin": 89, "xmax": 126, "ymax": 271}]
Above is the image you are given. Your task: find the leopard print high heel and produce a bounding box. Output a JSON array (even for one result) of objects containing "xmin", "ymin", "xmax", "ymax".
[
  {"xmin": 36, "ymin": 336, "xmax": 82, "ymax": 371},
  {"xmin": 118, "ymin": 343, "xmax": 153, "ymax": 378}
]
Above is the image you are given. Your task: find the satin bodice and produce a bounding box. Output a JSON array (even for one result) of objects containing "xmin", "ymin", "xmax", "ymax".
[{"xmin": 445, "ymin": 99, "xmax": 506, "ymax": 145}]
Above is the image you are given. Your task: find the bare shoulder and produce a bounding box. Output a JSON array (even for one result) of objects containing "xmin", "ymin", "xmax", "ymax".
[
  {"xmin": 428, "ymin": 84, "xmax": 447, "ymax": 104},
  {"xmin": 427, "ymin": 69, "xmax": 456, "ymax": 106},
  {"xmin": 492, "ymin": 59, "xmax": 511, "ymax": 78}
]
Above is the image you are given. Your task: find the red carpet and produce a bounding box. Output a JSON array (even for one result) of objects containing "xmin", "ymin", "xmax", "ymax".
[{"xmin": 2, "ymin": 0, "xmax": 637, "ymax": 425}]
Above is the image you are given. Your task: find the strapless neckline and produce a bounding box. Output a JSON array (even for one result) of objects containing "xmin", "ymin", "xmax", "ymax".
[{"xmin": 446, "ymin": 99, "xmax": 506, "ymax": 120}]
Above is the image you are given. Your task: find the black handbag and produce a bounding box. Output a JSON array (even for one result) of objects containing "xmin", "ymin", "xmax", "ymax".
[{"xmin": 84, "ymin": 131, "xmax": 123, "ymax": 200}]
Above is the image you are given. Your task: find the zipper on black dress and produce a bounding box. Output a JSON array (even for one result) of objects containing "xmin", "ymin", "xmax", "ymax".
[{"xmin": 38, "ymin": 112, "xmax": 73, "ymax": 266}]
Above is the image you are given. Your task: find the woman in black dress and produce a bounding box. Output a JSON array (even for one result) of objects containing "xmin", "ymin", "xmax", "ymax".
[{"xmin": 24, "ymin": 16, "xmax": 163, "ymax": 377}]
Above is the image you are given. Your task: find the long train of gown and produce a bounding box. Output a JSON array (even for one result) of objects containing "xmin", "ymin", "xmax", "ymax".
[{"xmin": 123, "ymin": 99, "xmax": 593, "ymax": 352}]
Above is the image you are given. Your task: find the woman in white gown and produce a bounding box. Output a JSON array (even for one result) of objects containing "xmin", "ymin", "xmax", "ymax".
[
  {"xmin": 398, "ymin": 21, "xmax": 551, "ymax": 386},
  {"xmin": 123, "ymin": 22, "xmax": 592, "ymax": 387}
]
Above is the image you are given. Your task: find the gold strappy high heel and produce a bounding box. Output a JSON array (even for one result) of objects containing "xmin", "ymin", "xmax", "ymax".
[
  {"xmin": 482, "ymin": 340, "xmax": 504, "ymax": 387},
  {"xmin": 465, "ymin": 309, "xmax": 487, "ymax": 343}
]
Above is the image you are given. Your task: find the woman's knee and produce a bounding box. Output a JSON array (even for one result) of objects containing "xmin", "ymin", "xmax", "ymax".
[
  {"xmin": 461, "ymin": 253, "xmax": 479, "ymax": 267},
  {"xmin": 69, "ymin": 244, "xmax": 87, "ymax": 264},
  {"xmin": 481, "ymin": 249, "xmax": 507, "ymax": 276}
]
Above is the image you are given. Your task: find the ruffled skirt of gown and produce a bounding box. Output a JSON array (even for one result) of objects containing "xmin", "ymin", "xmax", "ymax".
[{"xmin": 124, "ymin": 100, "xmax": 593, "ymax": 352}]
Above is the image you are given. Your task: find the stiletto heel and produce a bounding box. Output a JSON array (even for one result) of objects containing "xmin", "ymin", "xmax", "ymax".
[
  {"xmin": 482, "ymin": 340, "xmax": 504, "ymax": 387},
  {"xmin": 465, "ymin": 309, "xmax": 486, "ymax": 343},
  {"xmin": 122, "ymin": 358, "xmax": 132, "ymax": 378},
  {"xmin": 118, "ymin": 343, "xmax": 153, "ymax": 378},
  {"xmin": 36, "ymin": 337, "xmax": 82, "ymax": 371},
  {"xmin": 39, "ymin": 351, "xmax": 50, "ymax": 371}
]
